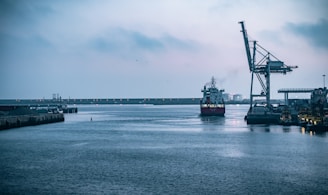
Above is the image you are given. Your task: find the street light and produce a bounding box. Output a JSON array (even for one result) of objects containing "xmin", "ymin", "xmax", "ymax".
[{"xmin": 323, "ymin": 74, "xmax": 326, "ymax": 88}]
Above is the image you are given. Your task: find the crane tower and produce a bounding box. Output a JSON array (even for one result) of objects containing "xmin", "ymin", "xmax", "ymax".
[{"xmin": 239, "ymin": 21, "xmax": 298, "ymax": 109}]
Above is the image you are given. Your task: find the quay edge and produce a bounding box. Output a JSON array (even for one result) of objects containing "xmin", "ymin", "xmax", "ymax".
[{"xmin": 0, "ymin": 113, "xmax": 64, "ymax": 130}]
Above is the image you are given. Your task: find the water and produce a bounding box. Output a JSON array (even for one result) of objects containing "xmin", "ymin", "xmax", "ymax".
[{"xmin": 0, "ymin": 105, "xmax": 327, "ymax": 194}]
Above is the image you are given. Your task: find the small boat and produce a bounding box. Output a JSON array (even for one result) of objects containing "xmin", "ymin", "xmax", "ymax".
[{"xmin": 200, "ymin": 77, "xmax": 225, "ymax": 116}]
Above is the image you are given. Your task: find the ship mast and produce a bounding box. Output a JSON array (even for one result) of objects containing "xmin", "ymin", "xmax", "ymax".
[{"xmin": 210, "ymin": 76, "xmax": 216, "ymax": 88}]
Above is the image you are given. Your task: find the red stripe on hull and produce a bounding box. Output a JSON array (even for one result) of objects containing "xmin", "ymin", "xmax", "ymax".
[{"xmin": 200, "ymin": 106, "xmax": 225, "ymax": 116}]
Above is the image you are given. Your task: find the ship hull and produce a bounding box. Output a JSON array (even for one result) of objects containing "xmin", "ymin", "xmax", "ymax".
[
  {"xmin": 245, "ymin": 112, "xmax": 280, "ymax": 124},
  {"xmin": 200, "ymin": 106, "xmax": 225, "ymax": 116},
  {"xmin": 245, "ymin": 106, "xmax": 280, "ymax": 124}
]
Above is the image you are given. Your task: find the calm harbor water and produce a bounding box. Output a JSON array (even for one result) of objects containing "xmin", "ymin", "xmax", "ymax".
[{"xmin": 0, "ymin": 104, "xmax": 327, "ymax": 194}]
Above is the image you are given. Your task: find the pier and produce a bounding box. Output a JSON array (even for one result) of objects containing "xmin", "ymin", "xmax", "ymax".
[
  {"xmin": 0, "ymin": 106, "xmax": 64, "ymax": 130},
  {"xmin": 0, "ymin": 113, "xmax": 64, "ymax": 130}
]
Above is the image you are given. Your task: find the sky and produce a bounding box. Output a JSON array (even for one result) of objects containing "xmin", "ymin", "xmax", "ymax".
[{"xmin": 1, "ymin": 0, "xmax": 327, "ymax": 99}]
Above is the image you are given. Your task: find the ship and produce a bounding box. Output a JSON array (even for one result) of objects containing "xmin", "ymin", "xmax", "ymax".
[{"xmin": 200, "ymin": 77, "xmax": 225, "ymax": 116}]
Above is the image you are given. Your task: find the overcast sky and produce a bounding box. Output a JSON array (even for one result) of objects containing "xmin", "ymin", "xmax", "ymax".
[{"xmin": 1, "ymin": 0, "xmax": 327, "ymax": 99}]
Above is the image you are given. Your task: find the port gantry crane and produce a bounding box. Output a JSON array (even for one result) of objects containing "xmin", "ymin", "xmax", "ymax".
[{"xmin": 239, "ymin": 21, "xmax": 298, "ymax": 110}]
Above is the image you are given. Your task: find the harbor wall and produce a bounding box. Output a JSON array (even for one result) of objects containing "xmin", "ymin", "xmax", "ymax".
[
  {"xmin": 0, "ymin": 113, "xmax": 64, "ymax": 130},
  {"xmin": 0, "ymin": 98, "xmax": 253, "ymax": 105}
]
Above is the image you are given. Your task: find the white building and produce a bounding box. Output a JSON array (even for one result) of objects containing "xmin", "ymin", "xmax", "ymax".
[
  {"xmin": 233, "ymin": 94, "xmax": 243, "ymax": 102},
  {"xmin": 222, "ymin": 93, "xmax": 232, "ymax": 101}
]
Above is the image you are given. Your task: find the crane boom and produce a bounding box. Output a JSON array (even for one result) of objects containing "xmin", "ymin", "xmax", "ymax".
[{"xmin": 239, "ymin": 21, "xmax": 252, "ymax": 71}]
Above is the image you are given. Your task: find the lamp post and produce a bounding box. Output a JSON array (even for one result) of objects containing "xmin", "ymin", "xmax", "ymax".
[{"xmin": 323, "ymin": 74, "xmax": 326, "ymax": 88}]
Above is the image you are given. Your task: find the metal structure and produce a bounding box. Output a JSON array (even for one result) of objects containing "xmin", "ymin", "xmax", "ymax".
[
  {"xmin": 239, "ymin": 21, "xmax": 298, "ymax": 108},
  {"xmin": 323, "ymin": 74, "xmax": 326, "ymax": 88},
  {"xmin": 278, "ymin": 88, "xmax": 314, "ymax": 105}
]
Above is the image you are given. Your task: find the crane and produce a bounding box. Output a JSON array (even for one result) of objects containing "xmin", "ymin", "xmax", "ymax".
[{"xmin": 239, "ymin": 21, "xmax": 298, "ymax": 110}]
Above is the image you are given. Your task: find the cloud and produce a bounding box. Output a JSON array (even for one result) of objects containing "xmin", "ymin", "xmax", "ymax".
[
  {"xmin": 0, "ymin": 0, "xmax": 55, "ymax": 29},
  {"xmin": 0, "ymin": 32, "xmax": 54, "ymax": 57},
  {"xmin": 286, "ymin": 18, "xmax": 328, "ymax": 49},
  {"xmin": 89, "ymin": 28, "xmax": 196, "ymax": 54},
  {"xmin": 132, "ymin": 31, "xmax": 164, "ymax": 50}
]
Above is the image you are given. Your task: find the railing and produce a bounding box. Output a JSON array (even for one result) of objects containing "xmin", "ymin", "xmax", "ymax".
[{"xmin": 278, "ymin": 88, "xmax": 314, "ymax": 93}]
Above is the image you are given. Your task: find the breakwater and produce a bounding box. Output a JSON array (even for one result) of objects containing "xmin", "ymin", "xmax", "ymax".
[
  {"xmin": 0, "ymin": 98, "xmax": 253, "ymax": 105},
  {"xmin": 0, "ymin": 106, "xmax": 65, "ymax": 130},
  {"xmin": 0, "ymin": 113, "xmax": 64, "ymax": 130}
]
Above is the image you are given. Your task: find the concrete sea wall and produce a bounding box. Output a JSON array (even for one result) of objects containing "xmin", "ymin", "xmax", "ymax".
[{"xmin": 0, "ymin": 113, "xmax": 64, "ymax": 130}]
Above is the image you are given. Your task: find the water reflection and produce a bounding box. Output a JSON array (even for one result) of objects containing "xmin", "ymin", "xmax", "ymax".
[
  {"xmin": 282, "ymin": 126, "xmax": 291, "ymax": 133},
  {"xmin": 200, "ymin": 116, "xmax": 225, "ymax": 124},
  {"xmin": 248, "ymin": 125, "xmax": 271, "ymax": 133},
  {"xmin": 246, "ymin": 124, "xmax": 327, "ymax": 137},
  {"xmin": 199, "ymin": 116, "xmax": 225, "ymax": 131},
  {"xmin": 300, "ymin": 127, "xmax": 327, "ymax": 137}
]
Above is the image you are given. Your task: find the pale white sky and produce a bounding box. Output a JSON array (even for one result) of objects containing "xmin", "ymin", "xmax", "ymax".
[{"xmin": 1, "ymin": 0, "xmax": 327, "ymax": 99}]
